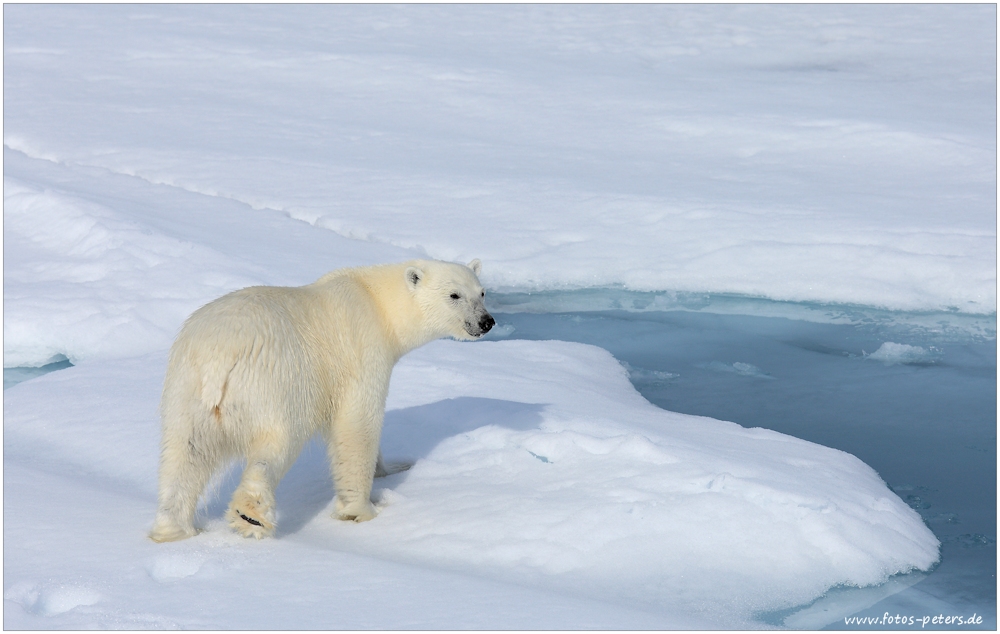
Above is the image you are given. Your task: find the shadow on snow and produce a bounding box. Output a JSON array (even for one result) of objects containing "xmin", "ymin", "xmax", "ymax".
[{"xmin": 198, "ymin": 397, "xmax": 546, "ymax": 538}]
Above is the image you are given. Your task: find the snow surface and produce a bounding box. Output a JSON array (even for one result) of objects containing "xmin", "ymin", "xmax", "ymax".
[
  {"xmin": 3, "ymin": 4, "xmax": 991, "ymax": 629},
  {"xmin": 5, "ymin": 341, "xmax": 938, "ymax": 629},
  {"xmin": 4, "ymin": 4, "xmax": 997, "ymax": 347}
]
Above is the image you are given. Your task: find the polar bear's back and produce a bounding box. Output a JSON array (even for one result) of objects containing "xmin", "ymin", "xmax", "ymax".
[{"xmin": 161, "ymin": 279, "xmax": 379, "ymax": 444}]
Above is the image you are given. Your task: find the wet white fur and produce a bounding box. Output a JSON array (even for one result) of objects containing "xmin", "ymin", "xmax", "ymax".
[{"xmin": 149, "ymin": 259, "xmax": 488, "ymax": 542}]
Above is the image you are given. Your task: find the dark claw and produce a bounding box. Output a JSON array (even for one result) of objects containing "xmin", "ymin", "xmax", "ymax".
[{"xmin": 239, "ymin": 512, "xmax": 263, "ymax": 527}]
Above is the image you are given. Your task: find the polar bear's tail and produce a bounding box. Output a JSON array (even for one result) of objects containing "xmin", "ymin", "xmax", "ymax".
[{"xmin": 196, "ymin": 349, "xmax": 238, "ymax": 420}]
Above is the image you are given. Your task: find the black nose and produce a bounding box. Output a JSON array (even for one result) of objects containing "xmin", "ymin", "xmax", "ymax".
[{"xmin": 479, "ymin": 313, "xmax": 495, "ymax": 333}]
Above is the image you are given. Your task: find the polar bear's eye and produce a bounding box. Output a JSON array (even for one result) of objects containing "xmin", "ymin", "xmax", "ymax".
[{"xmin": 450, "ymin": 293, "xmax": 461, "ymax": 300}]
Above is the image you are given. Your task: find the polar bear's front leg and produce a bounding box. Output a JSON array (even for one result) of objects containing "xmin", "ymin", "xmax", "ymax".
[{"xmin": 328, "ymin": 387, "xmax": 384, "ymax": 523}]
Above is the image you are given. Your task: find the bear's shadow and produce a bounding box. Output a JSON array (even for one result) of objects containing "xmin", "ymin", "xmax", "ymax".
[{"xmin": 199, "ymin": 397, "xmax": 545, "ymax": 537}]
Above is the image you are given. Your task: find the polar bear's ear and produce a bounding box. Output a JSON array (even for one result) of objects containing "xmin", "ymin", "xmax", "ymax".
[
  {"xmin": 405, "ymin": 266, "xmax": 423, "ymax": 291},
  {"xmin": 467, "ymin": 259, "xmax": 482, "ymax": 276}
]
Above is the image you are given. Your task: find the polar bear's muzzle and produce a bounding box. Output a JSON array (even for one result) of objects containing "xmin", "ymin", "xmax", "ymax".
[{"xmin": 465, "ymin": 312, "xmax": 495, "ymax": 338}]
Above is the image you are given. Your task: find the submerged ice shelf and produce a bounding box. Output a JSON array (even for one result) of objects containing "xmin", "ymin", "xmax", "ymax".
[{"xmin": 484, "ymin": 290, "xmax": 996, "ymax": 629}]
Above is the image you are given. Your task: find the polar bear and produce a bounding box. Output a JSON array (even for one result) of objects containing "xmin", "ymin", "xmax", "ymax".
[{"xmin": 149, "ymin": 259, "xmax": 494, "ymax": 542}]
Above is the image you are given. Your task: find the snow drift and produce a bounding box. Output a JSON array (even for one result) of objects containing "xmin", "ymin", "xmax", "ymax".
[{"xmin": 4, "ymin": 340, "xmax": 939, "ymax": 628}]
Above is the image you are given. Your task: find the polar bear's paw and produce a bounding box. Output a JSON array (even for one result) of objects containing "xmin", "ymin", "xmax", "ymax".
[
  {"xmin": 226, "ymin": 506, "xmax": 275, "ymax": 539},
  {"xmin": 334, "ymin": 497, "xmax": 378, "ymax": 522},
  {"xmin": 226, "ymin": 492, "xmax": 276, "ymax": 539},
  {"xmin": 149, "ymin": 515, "xmax": 198, "ymax": 543}
]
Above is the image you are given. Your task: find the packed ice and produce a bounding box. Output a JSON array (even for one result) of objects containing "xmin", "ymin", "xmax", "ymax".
[
  {"xmin": 4, "ymin": 4, "xmax": 994, "ymax": 629},
  {"xmin": 866, "ymin": 342, "xmax": 943, "ymax": 366}
]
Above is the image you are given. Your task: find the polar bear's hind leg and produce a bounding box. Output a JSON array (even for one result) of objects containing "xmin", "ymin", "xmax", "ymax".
[
  {"xmin": 150, "ymin": 418, "xmax": 221, "ymax": 542},
  {"xmin": 226, "ymin": 428, "xmax": 302, "ymax": 539}
]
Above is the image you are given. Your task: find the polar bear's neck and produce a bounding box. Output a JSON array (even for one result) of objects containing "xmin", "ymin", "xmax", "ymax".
[{"xmin": 340, "ymin": 263, "xmax": 438, "ymax": 359}]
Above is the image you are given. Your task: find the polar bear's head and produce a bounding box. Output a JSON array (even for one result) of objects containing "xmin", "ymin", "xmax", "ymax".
[{"xmin": 405, "ymin": 259, "xmax": 495, "ymax": 341}]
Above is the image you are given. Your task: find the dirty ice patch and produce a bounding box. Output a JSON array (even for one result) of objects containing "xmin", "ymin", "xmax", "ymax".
[
  {"xmin": 865, "ymin": 342, "xmax": 943, "ymax": 366},
  {"xmin": 352, "ymin": 340, "xmax": 939, "ymax": 625}
]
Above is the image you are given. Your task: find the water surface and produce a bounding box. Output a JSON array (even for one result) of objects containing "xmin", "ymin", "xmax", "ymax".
[{"xmin": 488, "ymin": 290, "xmax": 996, "ymax": 629}]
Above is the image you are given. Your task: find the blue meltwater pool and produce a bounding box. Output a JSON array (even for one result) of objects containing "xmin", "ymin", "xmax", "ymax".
[{"xmin": 485, "ymin": 289, "xmax": 996, "ymax": 630}]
